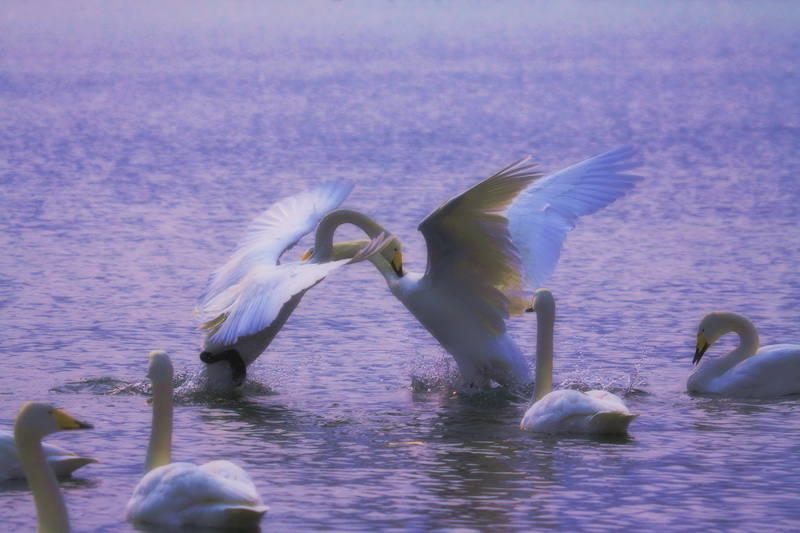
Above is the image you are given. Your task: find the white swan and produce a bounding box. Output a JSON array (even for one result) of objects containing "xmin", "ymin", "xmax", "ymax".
[
  {"xmin": 304, "ymin": 147, "xmax": 640, "ymax": 387},
  {"xmin": 13, "ymin": 401, "xmax": 93, "ymax": 533},
  {"xmin": 1, "ymin": 430, "xmax": 95, "ymax": 481},
  {"xmin": 195, "ymin": 180, "xmax": 391, "ymax": 389},
  {"xmin": 520, "ymin": 289, "xmax": 637, "ymax": 434},
  {"xmin": 688, "ymin": 311, "xmax": 800, "ymax": 397},
  {"xmin": 126, "ymin": 350, "xmax": 268, "ymax": 528}
]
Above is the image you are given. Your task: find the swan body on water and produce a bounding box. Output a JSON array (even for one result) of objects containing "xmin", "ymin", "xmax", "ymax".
[
  {"xmin": 126, "ymin": 351, "xmax": 268, "ymax": 528},
  {"xmin": 0, "ymin": 430, "xmax": 95, "ymax": 481},
  {"xmin": 520, "ymin": 289, "xmax": 637, "ymax": 434},
  {"xmin": 305, "ymin": 147, "xmax": 640, "ymax": 388},
  {"xmin": 13, "ymin": 402, "xmax": 93, "ymax": 533},
  {"xmin": 196, "ymin": 180, "xmax": 391, "ymax": 390},
  {"xmin": 688, "ymin": 311, "xmax": 800, "ymax": 397}
]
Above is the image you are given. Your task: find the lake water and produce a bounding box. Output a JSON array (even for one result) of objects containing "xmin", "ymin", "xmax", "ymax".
[{"xmin": 2, "ymin": 1, "xmax": 800, "ymax": 531}]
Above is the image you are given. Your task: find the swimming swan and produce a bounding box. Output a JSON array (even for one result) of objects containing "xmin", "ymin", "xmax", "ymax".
[
  {"xmin": 13, "ymin": 402, "xmax": 93, "ymax": 533},
  {"xmin": 520, "ymin": 289, "xmax": 637, "ymax": 433},
  {"xmin": 688, "ymin": 311, "xmax": 800, "ymax": 397},
  {"xmin": 126, "ymin": 351, "xmax": 268, "ymax": 528},
  {"xmin": 0, "ymin": 430, "xmax": 95, "ymax": 481},
  {"xmin": 195, "ymin": 180, "xmax": 391, "ymax": 390},
  {"xmin": 304, "ymin": 147, "xmax": 641, "ymax": 387}
]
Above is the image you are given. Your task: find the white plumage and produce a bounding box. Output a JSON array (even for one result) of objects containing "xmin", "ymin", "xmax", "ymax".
[
  {"xmin": 508, "ymin": 146, "xmax": 641, "ymax": 288},
  {"xmin": 307, "ymin": 148, "xmax": 641, "ymax": 387},
  {"xmin": 126, "ymin": 351, "xmax": 268, "ymax": 529},
  {"xmin": 195, "ymin": 180, "xmax": 391, "ymax": 389},
  {"xmin": 520, "ymin": 289, "xmax": 637, "ymax": 434},
  {"xmin": 0, "ymin": 430, "xmax": 95, "ymax": 481},
  {"xmin": 688, "ymin": 311, "xmax": 800, "ymax": 397}
]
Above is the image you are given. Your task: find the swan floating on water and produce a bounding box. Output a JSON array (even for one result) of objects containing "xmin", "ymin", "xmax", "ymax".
[
  {"xmin": 520, "ymin": 289, "xmax": 637, "ymax": 434},
  {"xmin": 303, "ymin": 147, "xmax": 641, "ymax": 387},
  {"xmin": 13, "ymin": 402, "xmax": 93, "ymax": 532},
  {"xmin": 0, "ymin": 430, "xmax": 96, "ymax": 481},
  {"xmin": 195, "ymin": 180, "xmax": 391, "ymax": 390},
  {"xmin": 126, "ymin": 350, "xmax": 268, "ymax": 528},
  {"xmin": 688, "ymin": 311, "xmax": 800, "ymax": 397}
]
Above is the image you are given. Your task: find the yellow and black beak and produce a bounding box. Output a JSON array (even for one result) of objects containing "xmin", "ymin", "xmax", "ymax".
[
  {"xmin": 300, "ymin": 249, "xmax": 313, "ymax": 261},
  {"xmin": 54, "ymin": 409, "xmax": 93, "ymax": 431},
  {"xmin": 693, "ymin": 333, "xmax": 710, "ymax": 365},
  {"xmin": 391, "ymin": 250, "xmax": 404, "ymax": 277}
]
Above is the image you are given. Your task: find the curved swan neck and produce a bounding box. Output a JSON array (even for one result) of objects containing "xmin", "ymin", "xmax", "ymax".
[
  {"xmin": 724, "ymin": 312, "xmax": 760, "ymax": 356},
  {"xmin": 313, "ymin": 209, "xmax": 386, "ymax": 261},
  {"xmin": 530, "ymin": 301, "xmax": 555, "ymax": 407},
  {"xmin": 145, "ymin": 379, "xmax": 173, "ymax": 472},
  {"xmin": 15, "ymin": 430, "xmax": 71, "ymax": 533}
]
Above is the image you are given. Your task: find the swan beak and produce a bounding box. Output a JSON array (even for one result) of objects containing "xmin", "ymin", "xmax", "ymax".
[
  {"xmin": 693, "ymin": 333, "xmax": 710, "ymax": 365},
  {"xmin": 391, "ymin": 250, "xmax": 404, "ymax": 277},
  {"xmin": 300, "ymin": 249, "xmax": 313, "ymax": 261},
  {"xmin": 53, "ymin": 409, "xmax": 93, "ymax": 431}
]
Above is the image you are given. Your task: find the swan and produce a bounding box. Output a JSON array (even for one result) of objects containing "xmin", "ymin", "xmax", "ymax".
[
  {"xmin": 1, "ymin": 430, "xmax": 95, "ymax": 481},
  {"xmin": 688, "ymin": 311, "xmax": 800, "ymax": 397},
  {"xmin": 13, "ymin": 401, "xmax": 93, "ymax": 533},
  {"xmin": 195, "ymin": 179, "xmax": 391, "ymax": 390},
  {"xmin": 520, "ymin": 289, "xmax": 637, "ymax": 433},
  {"xmin": 126, "ymin": 350, "xmax": 268, "ymax": 528},
  {"xmin": 303, "ymin": 147, "xmax": 640, "ymax": 387}
]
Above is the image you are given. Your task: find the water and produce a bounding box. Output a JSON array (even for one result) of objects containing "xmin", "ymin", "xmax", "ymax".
[{"xmin": 2, "ymin": 1, "xmax": 800, "ymax": 531}]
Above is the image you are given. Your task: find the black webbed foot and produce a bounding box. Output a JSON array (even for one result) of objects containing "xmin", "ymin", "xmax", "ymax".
[{"xmin": 200, "ymin": 349, "xmax": 247, "ymax": 387}]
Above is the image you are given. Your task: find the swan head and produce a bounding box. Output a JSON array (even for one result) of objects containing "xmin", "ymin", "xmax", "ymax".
[
  {"xmin": 377, "ymin": 236, "xmax": 404, "ymax": 278},
  {"xmin": 694, "ymin": 312, "xmax": 731, "ymax": 364},
  {"xmin": 148, "ymin": 350, "xmax": 174, "ymax": 384},
  {"xmin": 526, "ymin": 288, "xmax": 555, "ymax": 315},
  {"xmin": 301, "ymin": 237, "xmax": 404, "ymax": 277},
  {"xmin": 14, "ymin": 402, "xmax": 93, "ymax": 439}
]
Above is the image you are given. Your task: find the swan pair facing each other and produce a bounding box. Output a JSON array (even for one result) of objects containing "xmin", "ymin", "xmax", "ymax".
[
  {"xmin": 12, "ymin": 351, "xmax": 267, "ymax": 532},
  {"xmin": 689, "ymin": 311, "xmax": 800, "ymax": 398},
  {"xmin": 197, "ymin": 147, "xmax": 642, "ymax": 391}
]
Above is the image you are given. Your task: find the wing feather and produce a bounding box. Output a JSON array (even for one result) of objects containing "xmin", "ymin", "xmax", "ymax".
[
  {"xmin": 508, "ymin": 146, "xmax": 642, "ymax": 289},
  {"xmin": 197, "ymin": 180, "xmax": 352, "ymax": 308},
  {"xmin": 417, "ymin": 157, "xmax": 543, "ymax": 320}
]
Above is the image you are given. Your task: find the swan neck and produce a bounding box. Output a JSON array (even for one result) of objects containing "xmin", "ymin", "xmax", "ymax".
[
  {"xmin": 531, "ymin": 307, "xmax": 555, "ymax": 407},
  {"xmin": 313, "ymin": 209, "xmax": 386, "ymax": 261},
  {"xmin": 15, "ymin": 430, "xmax": 71, "ymax": 533},
  {"xmin": 145, "ymin": 380, "xmax": 173, "ymax": 472},
  {"xmin": 729, "ymin": 313, "xmax": 760, "ymax": 356}
]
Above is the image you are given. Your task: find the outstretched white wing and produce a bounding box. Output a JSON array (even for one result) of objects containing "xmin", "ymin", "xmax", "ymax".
[
  {"xmin": 508, "ymin": 146, "xmax": 642, "ymax": 289},
  {"xmin": 197, "ymin": 180, "xmax": 353, "ymax": 308},
  {"xmin": 197, "ymin": 233, "xmax": 390, "ymax": 346},
  {"xmin": 417, "ymin": 157, "xmax": 543, "ymax": 330}
]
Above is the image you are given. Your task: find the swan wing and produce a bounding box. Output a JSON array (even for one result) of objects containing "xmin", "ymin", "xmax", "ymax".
[
  {"xmin": 197, "ymin": 179, "xmax": 353, "ymax": 307},
  {"xmin": 522, "ymin": 389, "xmax": 635, "ymax": 433},
  {"xmin": 723, "ymin": 344, "xmax": 800, "ymax": 397},
  {"xmin": 508, "ymin": 146, "xmax": 642, "ymax": 289},
  {"xmin": 418, "ymin": 157, "xmax": 542, "ymax": 325},
  {"xmin": 0, "ymin": 432, "xmax": 96, "ymax": 479},
  {"xmin": 198, "ymin": 232, "xmax": 390, "ymax": 345},
  {"xmin": 126, "ymin": 461, "xmax": 267, "ymax": 528}
]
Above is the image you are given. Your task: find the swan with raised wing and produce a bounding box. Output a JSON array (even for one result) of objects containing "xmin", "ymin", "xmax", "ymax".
[
  {"xmin": 303, "ymin": 147, "xmax": 641, "ymax": 387},
  {"xmin": 196, "ymin": 180, "xmax": 391, "ymax": 390}
]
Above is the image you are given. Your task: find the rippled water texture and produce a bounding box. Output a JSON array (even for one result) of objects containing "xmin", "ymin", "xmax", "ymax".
[{"xmin": 1, "ymin": 1, "xmax": 800, "ymax": 531}]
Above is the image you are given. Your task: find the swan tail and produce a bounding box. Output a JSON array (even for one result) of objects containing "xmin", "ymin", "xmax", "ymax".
[
  {"xmin": 49, "ymin": 456, "xmax": 98, "ymax": 477},
  {"xmin": 588, "ymin": 412, "xmax": 638, "ymax": 434},
  {"xmin": 180, "ymin": 503, "xmax": 269, "ymax": 529}
]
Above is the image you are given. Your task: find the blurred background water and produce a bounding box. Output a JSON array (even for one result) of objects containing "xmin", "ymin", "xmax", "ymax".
[{"xmin": 1, "ymin": 1, "xmax": 799, "ymax": 531}]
